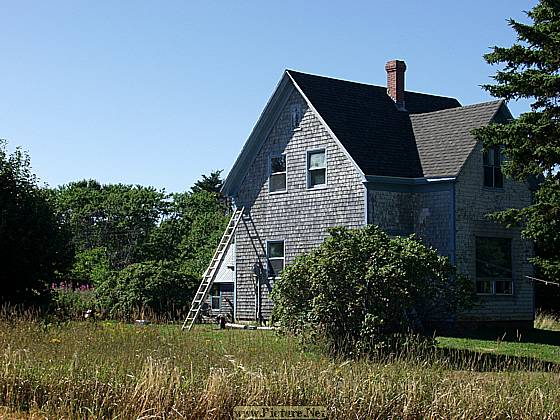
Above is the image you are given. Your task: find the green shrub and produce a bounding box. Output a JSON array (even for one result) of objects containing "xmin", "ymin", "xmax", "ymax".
[
  {"xmin": 271, "ymin": 225, "xmax": 474, "ymax": 355},
  {"xmin": 95, "ymin": 260, "xmax": 196, "ymax": 318},
  {"xmin": 50, "ymin": 283, "xmax": 97, "ymax": 319}
]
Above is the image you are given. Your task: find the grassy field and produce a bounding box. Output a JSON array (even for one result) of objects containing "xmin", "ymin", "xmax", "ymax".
[{"xmin": 0, "ymin": 313, "xmax": 559, "ymax": 419}]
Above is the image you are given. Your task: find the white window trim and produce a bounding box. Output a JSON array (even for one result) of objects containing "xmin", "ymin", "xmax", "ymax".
[
  {"xmin": 266, "ymin": 239, "xmax": 285, "ymax": 279},
  {"xmin": 306, "ymin": 148, "xmax": 327, "ymax": 189},
  {"xmin": 475, "ymin": 278, "xmax": 514, "ymax": 296},
  {"xmin": 268, "ymin": 153, "xmax": 287, "ymax": 194}
]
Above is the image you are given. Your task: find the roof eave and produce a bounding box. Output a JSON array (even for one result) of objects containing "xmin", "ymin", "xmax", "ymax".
[{"xmin": 222, "ymin": 72, "xmax": 294, "ymax": 197}]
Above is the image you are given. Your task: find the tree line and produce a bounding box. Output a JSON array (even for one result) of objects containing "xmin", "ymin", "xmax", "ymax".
[{"xmin": 0, "ymin": 139, "xmax": 229, "ymax": 317}]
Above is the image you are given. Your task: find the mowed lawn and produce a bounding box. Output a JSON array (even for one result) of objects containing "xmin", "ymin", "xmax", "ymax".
[{"xmin": 0, "ymin": 315, "xmax": 559, "ymax": 419}]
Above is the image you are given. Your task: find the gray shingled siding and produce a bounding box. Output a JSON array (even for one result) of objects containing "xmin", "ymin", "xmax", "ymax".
[
  {"xmin": 234, "ymin": 90, "xmax": 366, "ymax": 321},
  {"xmin": 455, "ymin": 142, "xmax": 534, "ymax": 322},
  {"xmin": 368, "ymin": 188, "xmax": 453, "ymax": 259}
]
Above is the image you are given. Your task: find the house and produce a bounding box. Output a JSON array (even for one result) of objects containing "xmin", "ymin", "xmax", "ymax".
[{"xmin": 209, "ymin": 60, "xmax": 534, "ymax": 328}]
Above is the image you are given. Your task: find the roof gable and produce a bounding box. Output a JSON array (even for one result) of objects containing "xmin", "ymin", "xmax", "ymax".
[
  {"xmin": 287, "ymin": 70, "xmax": 461, "ymax": 178},
  {"xmin": 223, "ymin": 70, "xmax": 509, "ymax": 196},
  {"xmin": 410, "ymin": 100, "xmax": 505, "ymax": 178}
]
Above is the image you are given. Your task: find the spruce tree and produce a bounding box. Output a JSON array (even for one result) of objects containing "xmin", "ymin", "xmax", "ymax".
[{"xmin": 474, "ymin": 0, "xmax": 560, "ymax": 283}]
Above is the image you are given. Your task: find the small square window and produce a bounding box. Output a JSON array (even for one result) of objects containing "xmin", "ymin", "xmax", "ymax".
[
  {"xmin": 267, "ymin": 240, "xmax": 284, "ymax": 278},
  {"xmin": 269, "ymin": 155, "xmax": 286, "ymax": 193},
  {"xmin": 308, "ymin": 150, "xmax": 326, "ymax": 188}
]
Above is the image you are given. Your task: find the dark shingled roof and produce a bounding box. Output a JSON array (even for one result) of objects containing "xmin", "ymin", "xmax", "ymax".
[
  {"xmin": 410, "ymin": 101, "xmax": 504, "ymax": 177},
  {"xmin": 287, "ymin": 70, "xmax": 503, "ymax": 178}
]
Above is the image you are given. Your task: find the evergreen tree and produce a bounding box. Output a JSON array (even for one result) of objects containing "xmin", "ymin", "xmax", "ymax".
[
  {"xmin": 190, "ymin": 170, "xmax": 223, "ymax": 194},
  {"xmin": 474, "ymin": 0, "xmax": 560, "ymax": 284}
]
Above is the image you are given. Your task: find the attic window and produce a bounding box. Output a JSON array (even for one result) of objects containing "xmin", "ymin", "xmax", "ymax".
[
  {"xmin": 483, "ymin": 146, "xmax": 504, "ymax": 188},
  {"xmin": 269, "ymin": 155, "xmax": 287, "ymax": 193},
  {"xmin": 291, "ymin": 104, "xmax": 302, "ymax": 130}
]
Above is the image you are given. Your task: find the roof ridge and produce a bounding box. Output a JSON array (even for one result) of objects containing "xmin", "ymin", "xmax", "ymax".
[
  {"xmin": 286, "ymin": 69, "xmax": 385, "ymax": 89},
  {"xmin": 285, "ymin": 69, "xmax": 458, "ymax": 101},
  {"xmin": 410, "ymin": 99, "xmax": 503, "ymax": 117}
]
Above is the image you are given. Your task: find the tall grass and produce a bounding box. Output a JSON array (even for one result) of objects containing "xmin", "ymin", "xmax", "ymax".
[
  {"xmin": 0, "ymin": 313, "xmax": 559, "ymax": 419},
  {"xmin": 535, "ymin": 311, "xmax": 560, "ymax": 331}
]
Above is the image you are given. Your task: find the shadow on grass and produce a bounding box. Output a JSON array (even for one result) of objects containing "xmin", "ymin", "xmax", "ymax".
[
  {"xmin": 432, "ymin": 346, "xmax": 560, "ymax": 373},
  {"xmin": 429, "ymin": 326, "xmax": 560, "ymax": 372},
  {"xmin": 441, "ymin": 327, "xmax": 560, "ymax": 346}
]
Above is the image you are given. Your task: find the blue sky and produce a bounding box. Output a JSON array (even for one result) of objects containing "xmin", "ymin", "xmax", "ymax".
[{"xmin": 0, "ymin": 1, "xmax": 538, "ymax": 192}]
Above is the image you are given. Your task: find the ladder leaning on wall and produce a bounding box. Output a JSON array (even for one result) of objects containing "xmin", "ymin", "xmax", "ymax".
[{"xmin": 181, "ymin": 207, "xmax": 244, "ymax": 331}]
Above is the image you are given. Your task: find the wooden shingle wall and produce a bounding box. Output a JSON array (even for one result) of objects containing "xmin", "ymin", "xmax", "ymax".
[{"xmin": 234, "ymin": 90, "xmax": 366, "ymax": 321}]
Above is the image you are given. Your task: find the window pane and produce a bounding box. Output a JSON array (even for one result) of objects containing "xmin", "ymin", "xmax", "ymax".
[
  {"xmin": 309, "ymin": 151, "xmax": 325, "ymax": 169},
  {"xmin": 483, "ymin": 149, "xmax": 494, "ymax": 166},
  {"xmin": 484, "ymin": 166, "xmax": 494, "ymax": 187},
  {"xmin": 210, "ymin": 285, "xmax": 220, "ymax": 309},
  {"xmin": 493, "ymin": 147, "xmax": 501, "ymax": 166},
  {"xmin": 268, "ymin": 242, "xmax": 284, "ymax": 258},
  {"xmin": 495, "ymin": 280, "xmax": 513, "ymax": 295},
  {"xmin": 270, "ymin": 173, "xmax": 286, "ymax": 192},
  {"xmin": 476, "ymin": 237, "xmax": 512, "ymax": 278},
  {"xmin": 271, "ymin": 156, "xmax": 286, "ymax": 173},
  {"xmin": 310, "ymin": 169, "xmax": 326, "ymax": 186},
  {"xmin": 211, "ymin": 296, "xmax": 220, "ymax": 310},
  {"xmin": 494, "ymin": 167, "xmax": 503, "ymax": 188},
  {"xmin": 476, "ymin": 280, "xmax": 493, "ymax": 294},
  {"xmin": 269, "ymin": 259, "xmax": 284, "ymax": 277}
]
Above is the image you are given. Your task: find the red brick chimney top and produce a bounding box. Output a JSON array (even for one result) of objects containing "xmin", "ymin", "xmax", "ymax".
[{"xmin": 385, "ymin": 60, "xmax": 407, "ymax": 110}]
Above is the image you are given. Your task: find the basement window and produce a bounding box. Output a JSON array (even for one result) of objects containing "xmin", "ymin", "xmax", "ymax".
[
  {"xmin": 483, "ymin": 146, "xmax": 504, "ymax": 188},
  {"xmin": 307, "ymin": 149, "xmax": 326, "ymax": 188},
  {"xmin": 267, "ymin": 240, "xmax": 285, "ymax": 278},
  {"xmin": 269, "ymin": 155, "xmax": 287, "ymax": 193},
  {"xmin": 475, "ymin": 237, "xmax": 513, "ymax": 295}
]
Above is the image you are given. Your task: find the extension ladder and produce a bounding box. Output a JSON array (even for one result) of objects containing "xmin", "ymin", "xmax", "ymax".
[{"xmin": 181, "ymin": 207, "xmax": 244, "ymax": 331}]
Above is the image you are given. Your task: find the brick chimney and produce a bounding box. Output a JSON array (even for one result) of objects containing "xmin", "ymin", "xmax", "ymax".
[{"xmin": 385, "ymin": 60, "xmax": 407, "ymax": 110}]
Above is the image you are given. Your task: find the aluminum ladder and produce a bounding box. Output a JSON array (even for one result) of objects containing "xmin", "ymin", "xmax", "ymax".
[{"xmin": 181, "ymin": 207, "xmax": 244, "ymax": 331}]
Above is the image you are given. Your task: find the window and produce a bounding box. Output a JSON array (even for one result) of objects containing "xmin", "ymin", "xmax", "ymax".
[
  {"xmin": 267, "ymin": 240, "xmax": 284, "ymax": 278},
  {"xmin": 291, "ymin": 104, "xmax": 302, "ymax": 129},
  {"xmin": 307, "ymin": 150, "xmax": 326, "ymax": 188},
  {"xmin": 210, "ymin": 285, "xmax": 220, "ymax": 310},
  {"xmin": 475, "ymin": 237, "xmax": 513, "ymax": 295},
  {"xmin": 483, "ymin": 146, "xmax": 504, "ymax": 188},
  {"xmin": 210, "ymin": 283, "xmax": 233, "ymax": 310},
  {"xmin": 269, "ymin": 155, "xmax": 286, "ymax": 193}
]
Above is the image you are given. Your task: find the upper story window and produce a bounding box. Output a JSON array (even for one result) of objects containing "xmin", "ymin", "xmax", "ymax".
[
  {"xmin": 475, "ymin": 236, "xmax": 513, "ymax": 295},
  {"xmin": 267, "ymin": 240, "xmax": 285, "ymax": 279},
  {"xmin": 307, "ymin": 150, "xmax": 326, "ymax": 188},
  {"xmin": 291, "ymin": 104, "xmax": 302, "ymax": 130},
  {"xmin": 269, "ymin": 155, "xmax": 286, "ymax": 193},
  {"xmin": 483, "ymin": 146, "xmax": 504, "ymax": 188}
]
